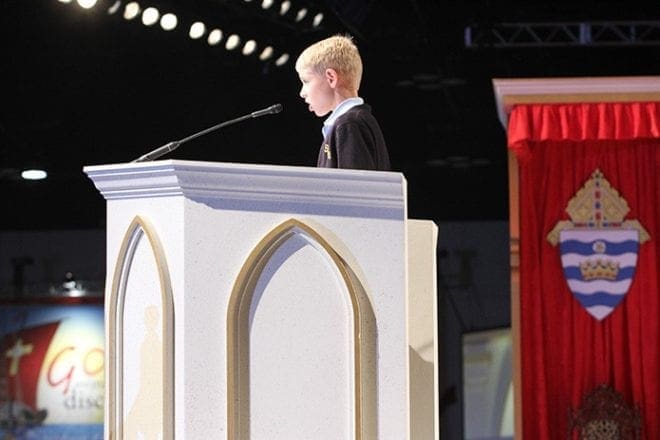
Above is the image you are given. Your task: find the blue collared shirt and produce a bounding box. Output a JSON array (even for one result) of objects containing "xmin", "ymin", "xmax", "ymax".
[{"xmin": 322, "ymin": 97, "xmax": 364, "ymax": 139}]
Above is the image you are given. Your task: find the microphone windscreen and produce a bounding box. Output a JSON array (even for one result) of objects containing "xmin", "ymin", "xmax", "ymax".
[{"xmin": 271, "ymin": 103, "xmax": 283, "ymax": 114}]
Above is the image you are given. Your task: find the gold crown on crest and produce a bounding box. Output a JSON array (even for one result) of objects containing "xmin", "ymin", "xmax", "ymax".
[
  {"xmin": 579, "ymin": 259, "xmax": 620, "ymax": 281},
  {"xmin": 547, "ymin": 169, "xmax": 650, "ymax": 246}
]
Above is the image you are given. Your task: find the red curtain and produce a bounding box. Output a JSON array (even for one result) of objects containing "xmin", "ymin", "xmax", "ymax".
[{"xmin": 508, "ymin": 102, "xmax": 660, "ymax": 439}]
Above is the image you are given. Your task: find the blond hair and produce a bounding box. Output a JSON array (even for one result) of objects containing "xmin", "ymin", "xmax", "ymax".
[{"xmin": 295, "ymin": 35, "xmax": 363, "ymax": 91}]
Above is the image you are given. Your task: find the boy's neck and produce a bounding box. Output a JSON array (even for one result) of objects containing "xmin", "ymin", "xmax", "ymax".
[{"xmin": 332, "ymin": 88, "xmax": 359, "ymax": 110}]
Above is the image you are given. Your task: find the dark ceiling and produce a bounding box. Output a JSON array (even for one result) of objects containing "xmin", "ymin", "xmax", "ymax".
[{"xmin": 2, "ymin": 0, "xmax": 659, "ymax": 229}]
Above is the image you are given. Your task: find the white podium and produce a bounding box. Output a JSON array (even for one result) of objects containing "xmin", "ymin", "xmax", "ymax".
[{"xmin": 84, "ymin": 160, "xmax": 438, "ymax": 440}]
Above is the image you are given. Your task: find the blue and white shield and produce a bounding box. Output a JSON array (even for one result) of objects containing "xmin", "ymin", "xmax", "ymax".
[{"xmin": 559, "ymin": 229, "xmax": 639, "ymax": 320}]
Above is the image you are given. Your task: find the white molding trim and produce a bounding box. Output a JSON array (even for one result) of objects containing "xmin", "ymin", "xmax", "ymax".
[
  {"xmin": 84, "ymin": 160, "xmax": 406, "ymax": 212},
  {"xmin": 492, "ymin": 76, "xmax": 660, "ymax": 127}
]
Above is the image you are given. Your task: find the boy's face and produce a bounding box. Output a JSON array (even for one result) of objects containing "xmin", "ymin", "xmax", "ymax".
[{"xmin": 297, "ymin": 67, "xmax": 335, "ymax": 117}]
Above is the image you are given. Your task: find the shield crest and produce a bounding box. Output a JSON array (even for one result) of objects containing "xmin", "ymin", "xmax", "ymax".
[{"xmin": 559, "ymin": 229, "xmax": 639, "ymax": 320}]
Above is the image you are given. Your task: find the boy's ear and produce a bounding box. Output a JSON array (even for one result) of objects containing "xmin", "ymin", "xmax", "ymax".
[{"xmin": 324, "ymin": 68, "xmax": 339, "ymax": 87}]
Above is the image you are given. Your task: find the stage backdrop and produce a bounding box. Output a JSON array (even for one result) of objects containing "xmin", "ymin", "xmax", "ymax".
[
  {"xmin": 0, "ymin": 302, "xmax": 104, "ymax": 440},
  {"xmin": 508, "ymin": 102, "xmax": 659, "ymax": 439}
]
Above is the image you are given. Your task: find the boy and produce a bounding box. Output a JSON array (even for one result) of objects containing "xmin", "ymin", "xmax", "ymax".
[{"xmin": 295, "ymin": 35, "xmax": 391, "ymax": 171}]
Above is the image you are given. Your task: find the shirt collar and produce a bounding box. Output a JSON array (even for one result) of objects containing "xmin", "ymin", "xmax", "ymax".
[{"xmin": 322, "ymin": 97, "xmax": 364, "ymax": 138}]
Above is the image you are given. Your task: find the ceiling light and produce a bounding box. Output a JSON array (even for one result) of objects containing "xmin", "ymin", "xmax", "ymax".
[
  {"xmin": 472, "ymin": 158, "xmax": 492, "ymax": 166},
  {"xmin": 21, "ymin": 169, "xmax": 47, "ymax": 181},
  {"xmin": 160, "ymin": 13, "xmax": 177, "ymax": 30},
  {"xmin": 295, "ymin": 8, "xmax": 307, "ymax": 22},
  {"xmin": 259, "ymin": 46, "xmax": 274, "ymax": 61},
  {"xmin": 189, "ymin": 21, "xmax": 206, "ymax": 39},
  {"xmin": 76, "ymin": 0, "xmax": 97, "ymax": 9},
  {"xmin": 312, "ymin": 13, "xmax": 323, "ymax": 27},
  {"xmin": 275, "ymin": 53, "xmax": 289, "ymax": 66},
  {"xmin": 208, "ymin": 29, "xmax": 223, "ymax": 45},
  {"xmin": 261, "ymin": 0, "xmax": 274, "ymax": 9},
  {"xmin": 447, "ymin": 155, "xmax": 470, "ymax": 163},
  {"xmin": 123, "ymin": 2, "xmax": 140, "ymax": 20},
  {"xmin": 58, "ymin": 0, "xmax": 73, "ymax": 3},
  {"xmin": 141, "ymin": 7, "xmax": 159, "ymax": 26},
  {"xmin": 242, "ymin": 40, "xmax": 257, "ymax": 55},
  {"xmin": 280, "ymin": 1, "xmax": 291, "ymax": 15},
  {"xmin": 107, "ymin": 0, "xmax": 121, "ymax": 14},
  {"xmin": 426, "ymin": 159, "xmax": 448, "ymax": 167},
  {"xmin": 225, "ymin": 34, "xmax": 241, "ymax": 50}
]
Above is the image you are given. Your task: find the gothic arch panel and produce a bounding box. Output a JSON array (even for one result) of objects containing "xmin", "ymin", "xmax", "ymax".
[
  {"xmin": 107, "ymin": 216, "xmax": 174, "ymax": 440},
  {"xmin": 227, "ymin": 219, "xmax": 376, "ymax": 440}
]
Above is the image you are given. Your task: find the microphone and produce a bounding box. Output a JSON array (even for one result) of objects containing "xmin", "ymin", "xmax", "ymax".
[
  {"xmin": 132, "ymin": 103, "xmax": 283, "ymax": 163},
  {"xmin": 250, "ymin": 103, "xmax": 283, "ymax": 118}
]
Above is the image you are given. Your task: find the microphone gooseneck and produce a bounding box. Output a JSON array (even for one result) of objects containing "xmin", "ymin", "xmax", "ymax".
[{"xmin": 132, "ymin": 103, "xmax": 283, "ymax": 163}]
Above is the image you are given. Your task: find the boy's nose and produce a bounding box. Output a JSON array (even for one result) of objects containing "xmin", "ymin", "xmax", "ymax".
[{"xmin": 299, "ymin": 87, "xmax": 306, "ymax": 98}]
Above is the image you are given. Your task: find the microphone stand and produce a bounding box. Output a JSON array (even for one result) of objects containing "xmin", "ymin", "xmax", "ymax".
[{"xmin": 132, "ymin": 104, "xmax": 282, "ymax": 163}]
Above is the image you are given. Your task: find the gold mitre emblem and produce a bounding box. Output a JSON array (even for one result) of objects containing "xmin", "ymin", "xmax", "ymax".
[{"xmin": 547, "ymin": 169, "xmax": 650, "ymax": 246}]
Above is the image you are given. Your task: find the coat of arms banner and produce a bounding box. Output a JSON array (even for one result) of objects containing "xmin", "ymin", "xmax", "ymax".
[{"xmin": 508, "ymin": 101, "xmax": 659, "ymax": 439}]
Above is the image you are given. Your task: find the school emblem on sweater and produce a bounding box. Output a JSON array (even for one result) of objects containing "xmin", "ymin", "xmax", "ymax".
[{"xmin": 547, "ymin": 169, "xmax": 650, "ymax": 321}]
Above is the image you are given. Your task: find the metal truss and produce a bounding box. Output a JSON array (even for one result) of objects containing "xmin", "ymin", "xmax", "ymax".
[{"xmin": 465, "ymin": 21, "xmax": 660, "ymax": 48}]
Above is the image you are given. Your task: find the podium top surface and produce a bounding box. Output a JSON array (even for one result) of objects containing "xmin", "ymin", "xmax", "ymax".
[{"xmin": 84, "ymin": 160, "xmax": 407, "ymax": 218}]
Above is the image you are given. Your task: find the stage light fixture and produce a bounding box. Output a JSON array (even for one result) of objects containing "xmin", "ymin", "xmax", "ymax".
[
  {"xmin": 208, "ymin": 28, "xmax": 223, "ymax": 45},
  {"xmin": 259, "ymin": 46, "xmax": 274, "ymax": 60},
  {"xmin": 141, "ymin": 7, "xmax": 159, "ymax": 26},
  {"xmin": 295, "ymin": 8, "xmax": 307, "ymax": 22},
  {"xmin": 54, "ymin": 272, "xmax": 87, "ymax": 297},
  {"xmin": 225, "ymin": 34, "xmax": 241, "ymax": 50},
  {"xmin": 107, "ymin": 0, "xmax": 121, "ymax": 14},
  {"xmin": 76, "ymin": 0, "xmax": 97, "ymax": 9},
  {"xmin": 56, "ymin": 0, "xmax": 323, "ymax": 72},
  {"xmin": 242, "ymin": 39, "xmax": 257, "ymax": 55},
  {"xmin": 275, "ymin": 53, "xmax": 289, "ymax": 66},
  {"xmin": 21, "ymin": 169, "xmax": 47, "ymax": 181},
  {"xmin": 189, "ymin": 21, "xmax": 206, "ymax": 39},
  {"xmin": 160, "ymin": 13, "xmax": 177, "ymax": 30},
  {"xmin": 123, "ymin": 2, "xmax": 140, "ymax": 20}
]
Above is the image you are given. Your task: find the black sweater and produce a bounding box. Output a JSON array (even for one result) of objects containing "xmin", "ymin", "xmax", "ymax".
[{"xmin": 317, "ymin": 104, "xmax": 391, "ymax": 171}]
